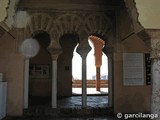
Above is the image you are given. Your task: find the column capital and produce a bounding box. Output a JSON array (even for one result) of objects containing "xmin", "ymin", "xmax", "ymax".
[
  {"xmin": 146, "ymin": 29, "xmax": 160, "ymax": 59},
  {"xmin": 76, "ymin": 47, "xmax": 91, "ymax": 59},
  {"xmin": 48, "ymin": 48, "xmax": 62, "ymax": 60},
  {"xmin": 48, "ymin": 40, "xmax": 62, "ymax": 60},
  {"xmin": 76, "ymin": 40, "xmax": 91, "ymax": 59}
]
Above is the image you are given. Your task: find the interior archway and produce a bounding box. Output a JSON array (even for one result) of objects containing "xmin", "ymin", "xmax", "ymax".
[
  {"xmin": 29, "ymin": 32, "xmax": 52, "ymax": 107},
  {"xmin": 72, "ymin": 36, "xmax": 108, "ymax": 95},
  {"xmin": 57, "ymin": 33, "xmax": 79, "ymax": 97}
]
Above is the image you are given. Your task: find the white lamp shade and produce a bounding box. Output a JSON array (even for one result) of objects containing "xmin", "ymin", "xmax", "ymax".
[{"xmin": 20, "ymin": 38, "xmax": 40, "ymax": 58}]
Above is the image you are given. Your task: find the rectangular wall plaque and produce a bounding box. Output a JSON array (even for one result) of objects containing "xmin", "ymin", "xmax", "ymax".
[
  {"xmin": 123, "ymin": 53, "xmax": 144, "ymax": 86},
  {"xmin": 29, "ymin": 64, "xmax": 50, "ymax": 78}
]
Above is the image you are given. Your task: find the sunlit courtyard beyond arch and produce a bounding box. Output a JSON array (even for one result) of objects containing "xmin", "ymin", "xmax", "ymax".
[{"xmin": 72, "ymin": 39, "xmax": 108, "ymax": 95}]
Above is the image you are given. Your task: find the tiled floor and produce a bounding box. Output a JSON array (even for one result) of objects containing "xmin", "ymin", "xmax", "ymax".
[
  {"xmin": 3, "ymin": 95, "xmax": 112, "ymax": 120},
  {"xmin": 3, "ymin": 95, "xmax": 151, "ymax": 120},
  {"xmin": 57, "ymin": 96, "xmax": 108, "ymax": 108},
  {"xmin": 28, "ymin": 96, "xmax": 108, "ymax": 108}
]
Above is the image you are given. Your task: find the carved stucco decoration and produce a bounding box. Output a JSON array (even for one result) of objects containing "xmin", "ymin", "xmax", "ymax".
[
  {"xmin": 84, "ymin": 13, "xmax": 112, "ymax": 36},
  {"xmin": 55, "ymin": 14, "xmax": 83, "ymax": 36},
  {"xmin": 24, "ymin": 13, "xmax": 61, "ymax": 53},
  {"xmin": 24, "ymin": 13, "xmax": 54, "ymax": 38},
  {"xmin": 0, "ymin": 0, "xmax": 20, "ymax": 31},
  {"xmin": 145, "ymin": 29, "xmax": 160, "ymax": 59},
  {"xmin": 24, "ymin": 13, "xmax": 83, "ymax": 39},
  {"xmin": 123, "ymin": 0, "xmax": 143, "ymax": 33},
  {"xmin": 21, "ymin": 12, "xmax": 112, "ymax": 53},
  {"xmin": 84, "ymin": 13, "xmax": 113, "ymax": 54}
]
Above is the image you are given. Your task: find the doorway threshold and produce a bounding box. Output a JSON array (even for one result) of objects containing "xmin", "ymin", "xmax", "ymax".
[{"xmin": 72, "ymin": 88, "xmax": 108, "ymax": 95}]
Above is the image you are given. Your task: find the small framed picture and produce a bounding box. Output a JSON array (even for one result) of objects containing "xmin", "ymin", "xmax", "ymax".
[{"xmin": 29, "ymin": 64, "xmax": 50, "ymax": 78}]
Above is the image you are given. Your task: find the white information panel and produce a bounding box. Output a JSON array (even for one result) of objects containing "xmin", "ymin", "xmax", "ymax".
[{"xmin": 123, "ymin": 53, "xmax": 144, "ymax": 86}]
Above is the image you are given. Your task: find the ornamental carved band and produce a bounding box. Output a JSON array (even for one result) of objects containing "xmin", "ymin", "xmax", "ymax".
[
  {"xmin": 19, "ymin": 12, "xmax": 112, "ymax": 42},
  {"xmin": 28, "ymin": 13, "xmax": 110, "ymax": 37}
]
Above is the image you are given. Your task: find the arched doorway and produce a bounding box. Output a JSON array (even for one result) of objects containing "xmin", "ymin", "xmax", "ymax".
[
  {"xmin": 29, "ymin": 32, "xmax": 52, "ymax": 107},
  {"xmin": 86, "ymin": 39, "xmax": 108, "ymax": 94},
  {"xmin": 72, "ymin": 35, "xmax": 108, "ymax": 95},
  {"xmin": 72, "ymin": 44, "xmax": 82, "ymax": 93},
  {"xmin": 57, "ymin": 33, "xmax": 79, "ymax": 97}
]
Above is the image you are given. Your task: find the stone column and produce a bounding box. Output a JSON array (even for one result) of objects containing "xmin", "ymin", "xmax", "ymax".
[
  {"xmin": 107, "ymin": 54, "xmax": 113, "ymax": 107},
  {"xmin": 76, "ymin": 39, "xmax": 91, "ymax": 108},
  {"xmin": 81, "ymin": 57, "xmax": 87, "ymax": 108},
  {"xmin": 24, "ymin": 58, "xmax": 29, "ymax": 109},
  {"xmin": 51, "ymin": 54, "xmax": 59, "ymax": 108},
  {"xmin": 103, "ymin": 44, "xmax": 113, "ymax": 107},
  {"xmin": 96, "ymin": 67, "xmax": 100, "ymax": 91},
  {"xmin": 48, "ymin": 47, "xmax": 62, "ymax": 108},
  {"xmin": 20, "ymin": 38, "xmax": 40, "ymax": 109},
  {"xmin": 146, "ymin": 30, "xmax": 160, "ymax": 117}
]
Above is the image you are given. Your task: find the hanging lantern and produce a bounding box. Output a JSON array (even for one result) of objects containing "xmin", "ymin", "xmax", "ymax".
[{"xmin": 20, "ymin": 38, "xmax": 40, "ymax": 58}]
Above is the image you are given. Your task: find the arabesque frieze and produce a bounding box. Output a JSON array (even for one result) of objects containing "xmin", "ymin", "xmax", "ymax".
[{"xmin": 16, "ymin": 11, "xmax": 114, "ymax": 49}]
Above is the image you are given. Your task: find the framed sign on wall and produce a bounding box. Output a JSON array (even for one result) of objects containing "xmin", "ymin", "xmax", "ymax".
[
  {"xmin": 29, "ymin": 64, "xmax": 50, "ymax": 78},
  {"xmin": 123, "ymin": 53, "xmax": 144, "ymax": 86}
]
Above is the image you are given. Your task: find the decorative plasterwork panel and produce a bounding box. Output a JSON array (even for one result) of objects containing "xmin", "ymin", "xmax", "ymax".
[
  {"xmin": 54, "ymin": 14, "xmax": 83, "ymax": 38},
  {"xmin": 18, "ymin": 11, "xmax": 113, "ymax": 51},
  {"xmin": 24, "ymin": 13, "xmax": 54, "ymax": 38},
  {"xmin": 0, "ymin": 0, "xmax": 20, "ymax": 31},
  {"xmin": 84, "ymin": 14, "xmax": 112, "ymax": 36}
]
